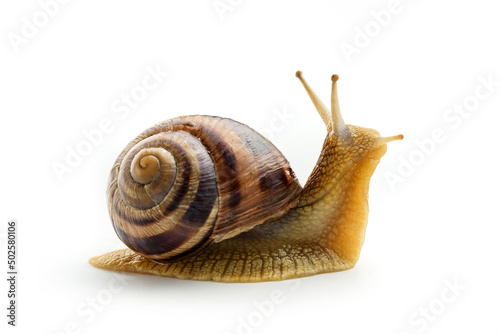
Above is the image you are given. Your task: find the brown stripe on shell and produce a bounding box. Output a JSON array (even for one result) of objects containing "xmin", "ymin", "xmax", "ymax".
[
  {"xmin": 113, "ymin": 162, "xmax": 218, "ymax": 259},
  {"xmin": 145, "ymin": 163, "xmax": 219, "ymax": 259},
  {"xmin": 141, "ymin": 140, "xmax": 220, "ymax": 260},
  {"xmin": 232, "ymin": 121, "xmax": 297, "ymax": 192},
  {"xmin": 110, "ymin": 137, "xmax": 192, "ymax": 226},
  {"xmin": 208, "ymin": 128, "xmax": 241, "ymax": 208},
  {"xmin": 108, "ymin": 130, "xmax": 219, "ymax": 260},
  {"xmin": 259, "ymin": 167, "xmax": 290, "ymax": 191},
  {"xmin": 139, "ymin": 115, "xmax": 302, "ymax": 243}
]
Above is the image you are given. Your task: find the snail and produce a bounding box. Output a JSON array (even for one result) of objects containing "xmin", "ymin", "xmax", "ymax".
[{"xmin": 89, "ymin": 71, "xmax": 403, "ymax": 282}]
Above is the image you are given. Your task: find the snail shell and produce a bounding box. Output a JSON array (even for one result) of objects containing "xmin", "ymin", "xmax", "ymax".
[{"xmin": 107, "ymin": 115, "xmax": 302, "ymax": 261}]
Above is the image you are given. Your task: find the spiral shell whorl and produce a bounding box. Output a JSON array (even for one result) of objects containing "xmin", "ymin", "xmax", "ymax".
[
  {"xmin": 109, "ymin": 131, "xmax": 219, "ymax": 260},
  {"xmin": 107, "ymin": 115, "xmax": 302, "ymax": 261},
  {"xmin": 118, "ymin": 144, "xmax": 177, "ymax": 210},
  {"xmin": 130, "ymin": 150, "xmax": 165, "ymax": 185}
]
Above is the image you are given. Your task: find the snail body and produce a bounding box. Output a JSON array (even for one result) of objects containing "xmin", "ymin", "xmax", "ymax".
[{"xmin": 89, "ymin": 72, "xmax": 402, "ymax": 282}]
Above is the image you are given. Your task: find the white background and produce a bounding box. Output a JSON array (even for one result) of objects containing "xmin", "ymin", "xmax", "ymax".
[{"xmin": 1, "ymin": 0, "xmax": 499, "ymax": 333}]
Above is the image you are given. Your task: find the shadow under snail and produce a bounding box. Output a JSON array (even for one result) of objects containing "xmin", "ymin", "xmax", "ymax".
[{"xmin": 89, "ymin": 71, "xmax": 403, "ymax": 283}]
